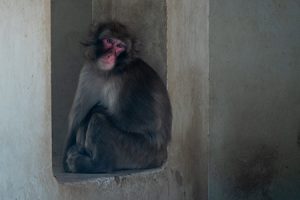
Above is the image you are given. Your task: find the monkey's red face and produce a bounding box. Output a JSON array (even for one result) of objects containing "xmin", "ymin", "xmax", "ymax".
[{"xmin": 99, "ymin": 37, "xmax": 127, "ymax": 70}]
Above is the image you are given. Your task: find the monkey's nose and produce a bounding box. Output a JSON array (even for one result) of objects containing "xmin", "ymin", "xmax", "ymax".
[{"xmin": 107, "ymin": 49, "xmax": 116, "ymax": 55}]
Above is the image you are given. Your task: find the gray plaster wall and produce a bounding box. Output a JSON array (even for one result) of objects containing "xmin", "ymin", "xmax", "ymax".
[
  {"xmin": 52, "ymin": 0, "xmax": 92, "ymax": 173},
  {"xmin": 0, "ymin": 0, "xmax": 57, "ymax": 199},
  {"xmin": 0, "ymin": 0, "xmax": 208, "ymax": 199},
  {"xmin": 209, "ymin": 1, "xmax": 300, "ymax": 199},
  {"xmin": 167, "ymin": 0, "xmax": 209, "ymax": 199},
  {"xmin": 4, "ymin": 0, "xmax": 299, "ymax": 199}
]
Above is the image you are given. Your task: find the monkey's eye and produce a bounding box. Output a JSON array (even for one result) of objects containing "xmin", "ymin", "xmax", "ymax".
[
  {"xmin": 105, "ymin": 38, "xmax": 113, "ymax": 44},
  {"xmin": 116, "ymin": 43, "xmax": 126, "ymax": 49}
]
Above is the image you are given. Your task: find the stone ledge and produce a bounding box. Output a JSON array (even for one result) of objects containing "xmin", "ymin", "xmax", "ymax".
[{"xmin": 54, "ymin": 166, "xmax": 167, "ymax": 185}]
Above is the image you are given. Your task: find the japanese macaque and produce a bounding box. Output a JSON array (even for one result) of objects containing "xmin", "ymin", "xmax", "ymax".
[{"xmin": 63, "ymin": 22, "xmax": 172, "ymax": 173}]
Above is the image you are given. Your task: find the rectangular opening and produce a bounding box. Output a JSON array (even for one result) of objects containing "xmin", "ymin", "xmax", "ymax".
[{"xmin": 52, "ymin": 0, "xmax": 167, "ymax": 179}]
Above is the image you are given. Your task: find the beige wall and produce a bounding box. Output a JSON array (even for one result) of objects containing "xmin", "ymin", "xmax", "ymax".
[
  {"xmin": 167, "ymin": 0, "xmax": 209, "ymax": 199},
  {"xmin": 0, "ymin": 0, "xmax": 208, "ymax": 199},
  {"xmin": 0, "ymin": 0, "xmax": 58, "ymax": 199},
  {"xmin": 52, "ymin": 0, "xmax": 92, "ymax": 173},
  {"xmin": 2, "ymin": 0, "xmax": 299, "ymax": 200},
  {"xmin": 209, "ymin": 0, "xmax": 300, "ymax": 199}
]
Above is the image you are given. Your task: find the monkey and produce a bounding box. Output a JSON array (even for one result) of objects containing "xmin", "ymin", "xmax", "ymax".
[{"xmin": 63, "ymin": 22, "xmax": 172, "ymax": 173}]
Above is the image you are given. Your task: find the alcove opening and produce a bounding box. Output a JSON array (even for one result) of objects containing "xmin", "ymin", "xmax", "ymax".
[{"xmin": 51, "ymin": 0, "xmax": 167, "ymax": 181}]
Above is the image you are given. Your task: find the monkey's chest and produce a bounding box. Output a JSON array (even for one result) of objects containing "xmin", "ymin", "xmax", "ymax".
[{"xmin": 100, "ymin": 82, "xmax": 120, "ymax": 111}]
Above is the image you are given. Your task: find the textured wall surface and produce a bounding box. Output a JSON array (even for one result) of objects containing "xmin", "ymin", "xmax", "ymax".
[
  {"xmin": 167, "ymin": 0, "xmax": 209, "ymax": 199},
  {"xmin": 52, "ymin": 0, "xmax": 92, "ymax": 173},
  {"xmin": 3, "ymin": 0, "xmax": 298, "ymax": 199},
  {"xmin": 0, "ymin": 0, "xmax": 58, "ymax": 199},
  {"xmin": 209, "ymin": 1, "xmax": 300, "ymax": 199},
  {"xmin": 0, "ymin": 0, "xmax": 208, "ymax": 199}
]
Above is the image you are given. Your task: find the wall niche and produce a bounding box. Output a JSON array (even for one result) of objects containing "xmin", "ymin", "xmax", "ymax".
[{"xmin": 51, "ymin": 0, "xmax": 167, "ymax": 179}]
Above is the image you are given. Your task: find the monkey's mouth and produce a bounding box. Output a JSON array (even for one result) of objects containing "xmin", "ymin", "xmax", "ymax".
[
  {"xmin": 99, "ymin": 53, "xmax": 116, "ymax": 70},
  {"xmin": 101, "ymin": 53, "xmax": 116, "ymax": 64}
]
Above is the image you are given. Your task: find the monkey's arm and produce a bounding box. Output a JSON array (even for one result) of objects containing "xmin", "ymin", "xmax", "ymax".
[
  {"xmin": 103, "ymin": 60, "xmax": 172, "ymax": 150},
  {"xmin": 65, "ymin": 66, "xmax": 101, "ymax": 150}
]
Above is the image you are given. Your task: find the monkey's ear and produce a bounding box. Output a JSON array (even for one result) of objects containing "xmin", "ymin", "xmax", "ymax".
[{"xmin": 129, "ymin": 38, "xmax": 140, "ymax": 58}]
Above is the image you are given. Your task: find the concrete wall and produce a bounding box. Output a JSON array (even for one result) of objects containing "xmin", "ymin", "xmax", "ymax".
[
  {"xmin": 167, "ymin": 0, "xmax": 209, "ymax": 199},
  {"xmin": 52, "ymin": 0, "xmax": 92, "ymax": 173},
  {"xmin": 3, "ymin": 0, "xmax": 299, "ymax": 199},
  {"xmin": 0, "ymin": 0, "xmax": 208, "ymax": 199},
  {"xmin": 0, "ymin": 0, "xmax": 57, "ymax": 199},
  {"xmin": 209, "ymin": 0, "xmax": 300, "ymax": 199}
]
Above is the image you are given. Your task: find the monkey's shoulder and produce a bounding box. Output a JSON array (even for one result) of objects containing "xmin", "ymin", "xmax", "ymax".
[
  {"xmin": 121, "ymin": 58, "xmax": 169, "ymax": 103},
  {"xmin": 128, "ymin": 58, "xmax": 156, "ymax": 72},
  {"xmin": 126, "ymin": 58, "xmax": 163, "ymax": 83}
]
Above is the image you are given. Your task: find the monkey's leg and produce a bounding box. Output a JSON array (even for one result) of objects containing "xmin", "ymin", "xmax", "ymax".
[
  {"xmin": 65, "ymin": 121, "xmax": 102, "ymax": 173},
  {"xmin": 85, "ymin": 114, "xmax": 167, "ymax": 172},
  {"xmin": 64, "ymin": 125, "xmax": 87, "ymax": 172},
  {"xmin": 65, "ymin": 113, "xmax": 115, "ymax": 173},
  {"xmin": 110, "ymin": 132, "xmax": 168, "ymax": 170}
]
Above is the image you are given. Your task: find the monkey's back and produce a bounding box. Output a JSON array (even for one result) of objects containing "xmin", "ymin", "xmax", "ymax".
[{"xmin": 112, "ymin": 58, "xmax": 172, "ymax": 145}]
